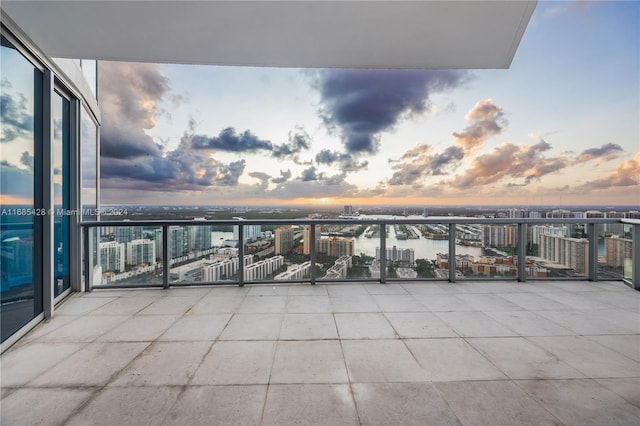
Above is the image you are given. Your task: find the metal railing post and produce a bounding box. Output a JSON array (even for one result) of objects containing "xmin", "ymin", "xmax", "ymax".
[
  {"xmin": 310, "ymin": 224, "xmax": 317, "ymax": 285},
  {"xmin": 587, "ymin": 223, "xmax": 598, "ymax": 281},
  {"xmin": 83, "ymin": 225, "xmax": 91, "ymax": 292},
  {"xmin": 517, "ymin": 222, "xmax": 527, "ymax": 282},
  {"xmin": 238, "ymin": 224, "xmax": 245, "ymax": 286},
  {"xmin": 380, "ymin": 223, "xmax": 386, "ymax": 283},
  {"xmin": 632, "ymin": 223, "xmax": 640, "ymax": 290},
  {"xmin": 448, "ymin": 223, "xmax": 456, "ymax": 283},
  {"xmin": 162, "ymin": 225, "xmax": 169, "ymax": 289}
]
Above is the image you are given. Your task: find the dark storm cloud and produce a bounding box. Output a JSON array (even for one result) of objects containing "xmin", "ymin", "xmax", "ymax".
[
  {"xmin": 191, "ymin": 127, "xmax": 273, "ymax": 152},
  {"xmin": 300, "ymin": 166, "xmax": 323, "ymax": 182},
  {"xmin": 452, "ymin": 99, "xmax": 507, "ymax": 152},
  {"xmin": 99, "ymin": 62, "xmax": 169, "ymax": 159},
  {"xmin": 316, "ymin": 69, "xmax": 467, "ymax": 154},
  {"xmin": 315, "ymin": 149, "xmax": 368, "ymax": 172},
  {"xmin": 576, "ymin": 143, "xmax": 623, "ymax": 163},
  {"xmin": 271, "ymin": 169, "xmax": 292, "ymax": 184},
  {"xmin": 0, "ymin": 80, "xmax": 33, "ymax": 143},
  {"xmin": 272, "ymin": 128, "xmax": 311, "ymax": 158}
]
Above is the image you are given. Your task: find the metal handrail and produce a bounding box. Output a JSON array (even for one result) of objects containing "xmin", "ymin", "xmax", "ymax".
[{"xmin": 79, "ymin": 217, "xmax": 638, "ymax": 290}]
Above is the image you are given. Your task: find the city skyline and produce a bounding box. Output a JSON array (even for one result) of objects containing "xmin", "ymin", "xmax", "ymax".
[{"xmin": 95, "ymin": 1, "xmax": 639, "ymax": 207}]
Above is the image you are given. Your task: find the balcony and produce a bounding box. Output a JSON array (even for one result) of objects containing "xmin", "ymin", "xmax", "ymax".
[{"xmin": 2, "ymin": 279, "xmax": 639, "ymax": 425}]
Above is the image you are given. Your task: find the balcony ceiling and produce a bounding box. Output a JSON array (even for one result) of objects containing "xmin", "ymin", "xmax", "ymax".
[{"xmin": 2, "ymin": 0, "xmax": 537, "ymax": 69}]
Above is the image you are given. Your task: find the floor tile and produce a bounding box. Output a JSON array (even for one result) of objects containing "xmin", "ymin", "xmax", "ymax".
[
  {"xmin": 326, "ymin": 284, "xmax": 368, "ymax": 297},
  {"xmin": 405, "ymin": 338, "xmax": 506, "ymax": 382},
  {"xmin": 189, "ymin": 295, "xmax": 245, "ymax": 314},
  {"xmin": 0, "ymin": 388, "xmax": 95, "ymax": 426},
  {"xmin": 247, "ymin": 285, "xmax": 289, "ymax": 296},
  {"xmin": 529, "ymin": 336, "xmax": 640, "ymax": 378},
  {"xmin": 435, "ymin": 311, "xmax": 518, "ymax": 337},
  {"xmin": 455, "ymin": 293, "xmax": 521, "ymax": 311},
  {"xmin": 586, "ymin": 334, "xmax": 640, "ymax": 362},
  {"xmin": 416, "ymin": 294, "xmax": 474, "ymax": 312},
  {"xmin": 279, "ymin": 313, "xmax": 338, "ymax": 340},
  {"xmin": 384, "ymin": 312, "xmax": 458, "ymax": 338},
  {"xmin": 161, "ymin": 385, "xmax": 267, "ymax": 426},
  {"xmin": 158, "ymin": 313, "xmax": 231, "ymax": 341},
  {"xmin": 518, "ymin": 379, "xmax": 640, "ymax": 426},
  {"xmin": 137, "ymin": 296, "xmax": 200, "ymax": 315},
  {"xmin": 191, "ymin": 340, "xmax": 275, "ymax": 385},
  {"xmin": 363, "ymin": 284, "xmax": 408, "ymax": 295},
  {"xmin": 436, "ymin": 380, "xmax": 561, "ymax": 426},
  {"xmin": 595, "ymin": 378, "xmax": 640, "ymax": 407},
  {"xmin": 218, "ymin": 314, "xmax": 282, "ymax": 340},
  {"xmin": 400, "ymin": 283, "xmax": 448, "ymax": 296},
  {"xmin": 335, "ymin": 313, "xmax": 396, "ymax": 339},
  {"xmin": 66, "ymin": 386, "xmax": 182, "ymax": 426},
  {"xmin": 97, "ymin": 315, "xmax": 179, "ymax": 342},
  {"xmin": 109, "ymin": 341, "xmax": 211, "ymax": 386},
  {"xmin": 330, "ymin": 296, "xmax": 380, "ymax": 313},
  {"xmin": 0, "ymin": 342, "xmax": 84, "ymax": 387},
  {"xmin": 286, "ymin": 295, "xmax": 332, "ymax": 313},
  {"xmin": 30, "ymin": 342, "xmax": 148, "ymax": 386},
  {"xmin": 271, "ymin": 340, "xmax": 348, "ymax": 384},
  {"xmin": 373, "ymin": 295, "xmax": 428, "ymax": 312},
  {"xmin": 342, "ymin": 340, "xmax": 427, "ymax": 382},
  {"xmin": 352, "ymin": 383, "xmax": 461, "ymax": 426},
  {"xmin": 89, "ymin": 297, "xmax": 154, "ymax": 315},
  {"xmin": 55, "ymin": 296, "xmax": 118, "ymax": 315},
  {"xmin": 34, "ymin": 315, "xmax": 129, "ymax": 343},
  {"xmin": 287, "ymin": 285, "xmax": 328, "ymax": 296},
  {"xmin": 468, "ymin": 337, "xmax": 585, "ymax": 379},
  {"xmin": 534, "ymin": 310, "xmax": 636, "ymax": 335},
  {"xmin": 485, "ymin": 310, "xmax": 574, "ymax": 336},
  {"xmin": 262, "ymin": 384, "xmax": 358, "ymax": 426},
  {"xmin": 237, "ymin": 296, "xmax": 287, "ymax": 313},
  {"xmin": 498, "ymin": 292, "xmax": 574, "ymax": 310}
]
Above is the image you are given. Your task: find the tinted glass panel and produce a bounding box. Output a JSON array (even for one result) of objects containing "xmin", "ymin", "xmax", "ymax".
[
  {"xmin": 1, "ymin": 35, "xmax": 42, "ymax": 342},
  {"xmin": 53, "ymin": 92, "xmax": 70, "ymax": 296}
]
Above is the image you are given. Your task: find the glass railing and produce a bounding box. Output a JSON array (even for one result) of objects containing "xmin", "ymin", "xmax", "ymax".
[{"xmin": 81, "ymin": 218, "xmax": 639, "ymax": 289}]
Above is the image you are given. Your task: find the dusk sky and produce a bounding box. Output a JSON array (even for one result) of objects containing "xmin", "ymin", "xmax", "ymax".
[{"xmin": 99, "ymin": 1, "xmax": 639, "ymax": 207}]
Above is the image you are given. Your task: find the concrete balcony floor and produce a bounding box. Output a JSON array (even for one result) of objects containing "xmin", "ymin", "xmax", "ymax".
[{"xmin": 2, "ymin": 281, "xmax": 639, "ymax": 426}]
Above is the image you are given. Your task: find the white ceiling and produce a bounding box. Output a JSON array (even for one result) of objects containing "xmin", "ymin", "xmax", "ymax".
[{"xmin": 2, "ymin": 0, "xmax": 537, "ymax": 69}]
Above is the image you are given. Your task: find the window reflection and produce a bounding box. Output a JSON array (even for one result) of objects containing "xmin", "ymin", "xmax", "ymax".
[
  {"xmin": 53, "ymin": 92, "xmax": 70, "ymax": 297},
  {"xmin": 1, "ymin": 35, "xmax": 42, "ymax": 342}
]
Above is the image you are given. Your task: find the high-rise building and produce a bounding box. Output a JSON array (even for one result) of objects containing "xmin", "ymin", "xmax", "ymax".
[
  {"xmin": 303, "ymin": 225, "xmax": 321, "ymax": 255},
  {"xmin": 168, "ymin": 226, "xmax": 186, "ymax": 259},
  {"xmin": 189, "ymin": 225, "xmax": 212, "ymax": 251},
  {"xmin": 343, "ymin": 205, "xmax": 353, "ymax": 215},
  {"xmin": 482, "ymin": 225, "xmax": 518, "ymax": 248},
  {"xmin": 126, "ymin": 239, "xmax": 156, "ymax": 266},
  {"xmin": 317, "ymin": 237, "xmax": 354, "ymax": 257},
  {"xmin": 539, "ymin": 234, "xmax": 589, "ymax": 275},
  {"xmin": 245, "ymin": 255, "xmax": 285, "ymax": 281},
  {"xmin": 274, "ymin": 227, "xmax": 295, "ymax": 255},
  {"xmin": 99, "ymin": 241, "xmax": 125, "ymax": 273},
  {"xmin": 605, "ymin": 235, "xmax": 632, "ymax": 268},
  {"xmin": 324, "ymin": 256, "xmax": 352, "ymax": 279},
  {"xmin": 375, "ymin": 245, "xmax": 414, "ymax": 265},
  {"xmin": 531, "ymin": 225, "xmax": 568, "ymax": 246},
  {"xmin": 232, "ymin": 223, "xmax": 262, "ymax": 242},
  {"xmin": 274, "ymin": 261, "xmax": 312, "ymax": 280}
]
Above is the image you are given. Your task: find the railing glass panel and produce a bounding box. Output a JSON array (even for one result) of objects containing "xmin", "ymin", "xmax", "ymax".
[
  {"xmin": 316, "ymin": 223, "xmax": 366, "ymax": 281},
  {"xmin": 526, "ymin": 222, "xmax": 589, "ymax": 279}
]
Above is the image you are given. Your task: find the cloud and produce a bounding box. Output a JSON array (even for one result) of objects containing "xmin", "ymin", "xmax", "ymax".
[
  {"xmin": 450, "ymin": 140, "xmax": 568, "ymax": 188},
  {"xmin": 576, "ymin": 142, "xmax": 623, "ymax": 164},
  {"xmin": 271, "ymin": 169, "xmax": 292, "ymax": 184},
  {"xmin": 388, "ymin": 144, "xmax": 464, "ymax": 186},
  {"xmin": 578, "ymin": 153, "xmax": 639, "ymax": 190},
  {"xmin": 191, "ymin": 127, "xmax": 273, "ymax": 152},
  {"xmin": 0, "ymin": 160, "xmax": 33, "ymax": 199},
  {"xmin": 315, "ymin": 149, "xmax": 368, "ymax": 172},
  {"xmin": 315, "ymin": 69, "xmax": 467, "ymax": 154},
  {"xmin": 452, "ymin": 99, "xmax": 507, "ymax": 152},
  {"xmin": 272, "ymin": 128, "xmax": 311, "ymax": 158},
  {"xmin": 99, "ymin": 62, "xmax": 169, "ymax": 159},
  {"xmin": 20, "ymin": 151, "xmax": 34, "ymax": 170},
  {"xmin": 248, "ymin": 171, "xmax": 270, "ymax": 182},
  {"xmin": 0, "ymin": 79, "xmax": 33, "ymax": 143},
  {"xmin": 300, "ymin": 166, "xmax": 323, "ymax": 182}
]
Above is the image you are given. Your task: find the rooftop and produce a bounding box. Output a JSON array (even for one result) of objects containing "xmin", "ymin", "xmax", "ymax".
[{"xmin": 2, "ymin": 280, "xmax": 639, "ymax": 425}]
